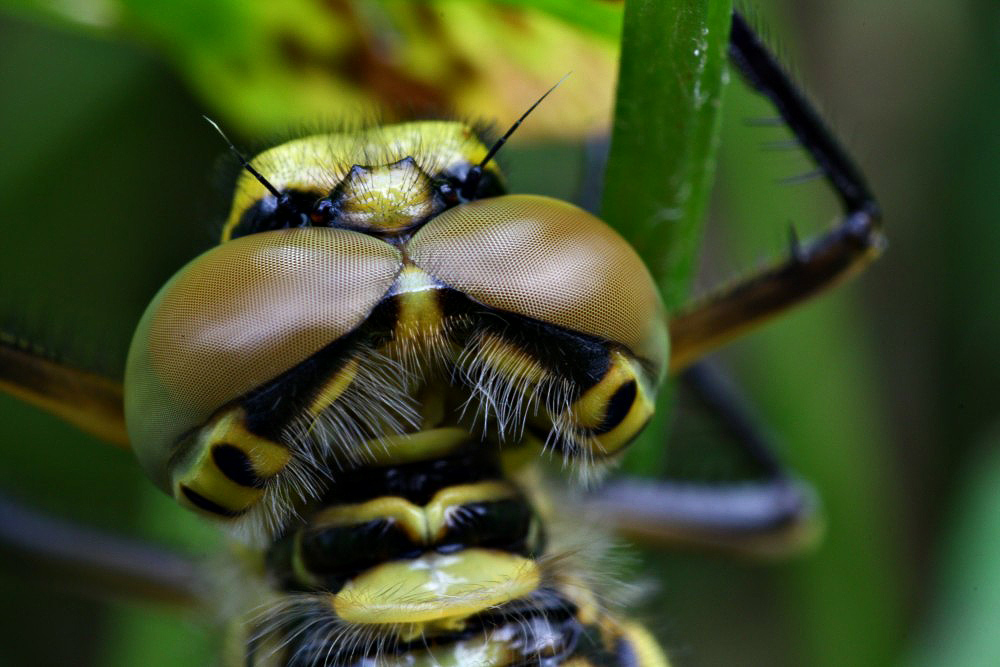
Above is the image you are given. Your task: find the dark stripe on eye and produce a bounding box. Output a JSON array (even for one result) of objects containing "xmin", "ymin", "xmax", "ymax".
[
  {"xmin": 433, "ymin": 288, "xmax": 613, "ymax": 389},
  {"xmin": 241, "ymin": 295, "xmax": 398, "ymax": 440},
  {"xmin": 476, "ymin": 316, "xmax": 611, "ymax": 389},
  {"xmin": 180, "ymin": 485, "xmax": 247, "ymax": 518},
  {"xmin": 590, "ymin": 380, "xmax": 637, "ymax": 436},
  {"xmin": 212, "ymin": 444, "xmax": 266, "ymax": 489}
]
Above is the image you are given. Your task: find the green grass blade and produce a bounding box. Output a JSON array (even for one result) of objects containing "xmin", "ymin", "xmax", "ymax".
[
  {"xmin": 904, "ymin": 434, "xmax": 1000, "ymax": 667},
  {"xmin": 602, "ymin": 0, "xmax": 733, "ymax": 474},
  {"xmin": 602, "ymin": 0, "xmax": 732, "ymax": 306}
]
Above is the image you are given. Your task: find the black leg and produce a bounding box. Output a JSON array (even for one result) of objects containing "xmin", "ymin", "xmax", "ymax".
[
  {"xmin": 0, "ymin": 332, "xmax": 128, "ymax": 446},
  {"xmin": 0, "ymin": 494, "xmax": 200, "ymax": 606},
  {"xmin": 668, "ymin": 12, "xmax": 885, "ymax": 373},
  {"xmin": 584, "ymin": 362, "xmax": 819, "ymax": 557}
]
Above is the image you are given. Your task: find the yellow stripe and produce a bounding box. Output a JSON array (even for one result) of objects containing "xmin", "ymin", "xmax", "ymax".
[
  {"xmin": 311, "ymin": 497, "xmax": 427, "ymax": 542},
  {"xmin": 172, "ymin": 409, "xmax": 291, "ymax": 516},
  {"xmin": 475, "ymin": 332, "xmax": 549, "ymax": 387},
  {"xmin": 365, "ymin": 427, "xmax": 472, "ymax": 465},
  {"xmin": 566, "ymin": 350, "xmax": 654, "ymax": 457},
  {"xmin": 309, "ymin": 480, "xmax": 518, "ymax": 543},
  {"xmin": 570, "ymin": 350, "xmax": 636, "ymax": 429},
  {"xmin": 621, "ymin": 622, "xmax": 672, "ymax": 667},
  {"xmin": 587, "ymin": 383, "xmax": 654, "ymax": 456},
  {"xmin": 393, "ymin": 265, "xmax": 444, "ymax": 339},
  {"xmin": 425, "ymin": 481, "xmax": 519, "ymax": 538},
  {"xmin": 307, "ymin": 357, "xmax": 360, "ymax": 415}
]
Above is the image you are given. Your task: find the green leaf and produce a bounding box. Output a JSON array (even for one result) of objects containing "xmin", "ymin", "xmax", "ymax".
[
  {"xmin": 4, "ymin": 0, "xmax": 622, "ymax": 138},
  {"xmin": 493, "ymin": 0, "xmax": 623, "ymax": 40}
]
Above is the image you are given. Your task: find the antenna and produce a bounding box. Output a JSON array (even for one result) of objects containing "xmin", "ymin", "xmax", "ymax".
[
  {"xmin": 460, "ymin": 73, "xmax": 570, "ymax": 199},
  {"xmin": 202, "ymin": 116, "xmax": 283, "ymax": 200}
]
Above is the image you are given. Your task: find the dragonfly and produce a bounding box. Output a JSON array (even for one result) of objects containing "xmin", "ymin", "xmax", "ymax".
[{"xmin": 0, "ymin": 9, "xmax": 882, "ymax": 666}]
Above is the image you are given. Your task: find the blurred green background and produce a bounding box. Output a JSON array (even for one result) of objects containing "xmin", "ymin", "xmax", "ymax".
[{"xmin": 0, "ymin": 1, "xmax": 997, "ymax": 665}]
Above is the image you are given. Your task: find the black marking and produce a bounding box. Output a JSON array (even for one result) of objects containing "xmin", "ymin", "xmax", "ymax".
[
  {"xmin": 229, "ymin": 188, "xmax": 321, "ymax": 239},
  {"xmin": 441, "ymin": 287, "xmax": 613, "ymax": 390},
  {"xmin": 270, "ymin": 491, "xmax": 541, "ymax": 594},
  {"xmin": 212, "ymin": 444, "xmax": 266, "ymax": 489},
  {"xmin": 302, "ymin": 519, "xmax": 419, "ymax": 571},
  {"xmin": 179, "ymin": 485, "xmax": 247, "ymax": 519},
  {"xmin": 437, "ymin": 163, "xmax": 505, "ymax": 206},
  {"xmin": 271, "ymin": 517, "xmax": 421, "ymax": 593},
  {"xmin": 322, "ymin": 446, "xmax": 499, "ymax": 506},
  {"xmin": 590, "ymin": 380, "xmax": 638, "ymax": 436},
  {"xmin": 237, "ymin": 286, "xmax": 619, "ymax": 450},
  {"xmin": 358, "ymin": 292, "xmax": 402, "ymax": 340},
  {"xmin": 439, "ymin": 497, "xmax": 541, "ymax": 557},
  {"xmin": 432, "ymin": 118, "xmax": 509, "ymax": 207},
  {"xmin": 436, "ymin": 287, "xmax": 478, "ymax": 336}
]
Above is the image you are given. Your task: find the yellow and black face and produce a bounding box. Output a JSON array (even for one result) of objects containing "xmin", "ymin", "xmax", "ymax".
[
  {"xmin": 123, "ymin": 120, "xmax": 668, "ymax": 538},
  {"xmin": 220, "ymin": 122, "xmax": 506, "ymax": 241}
]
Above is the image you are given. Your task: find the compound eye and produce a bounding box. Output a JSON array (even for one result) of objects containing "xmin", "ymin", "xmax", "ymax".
[
  {"xmin": 407, "ymin": 194, "xmax": 668, "ymax": 375},
  {"xmin": 124, "ymin": 228, "xmax": 402, "ymax": 491}
]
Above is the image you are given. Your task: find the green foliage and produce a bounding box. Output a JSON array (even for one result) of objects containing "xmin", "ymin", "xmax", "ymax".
[
  {"xmin": 904, "ymin": 436, "xmax": 1000, "ymax": 667},
  {"xmin": 494, "ymin": 0, "xmax": 623, "ymax": 40},
  {"xmin": 2, "ymin": 0, "xmax": 622, "ymax": 137}
]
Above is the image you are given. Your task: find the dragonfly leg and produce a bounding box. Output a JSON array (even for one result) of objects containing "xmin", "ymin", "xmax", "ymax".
[
  {"xmin": 668, "ymin": 13, "xmax": 884, "ymax": 373},
  {"xmin": 585, "ymin": 362, "xmax": 819, "ymax": 557}
]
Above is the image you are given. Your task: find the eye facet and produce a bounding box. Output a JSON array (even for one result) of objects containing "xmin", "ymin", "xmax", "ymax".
[
  {"xmin": 407, "ymin": 194, "xmax": 669, "ymax": 376},
  {"xmin": 124, "ymin": 228, "xmax": 402, "ymax": 490}
]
